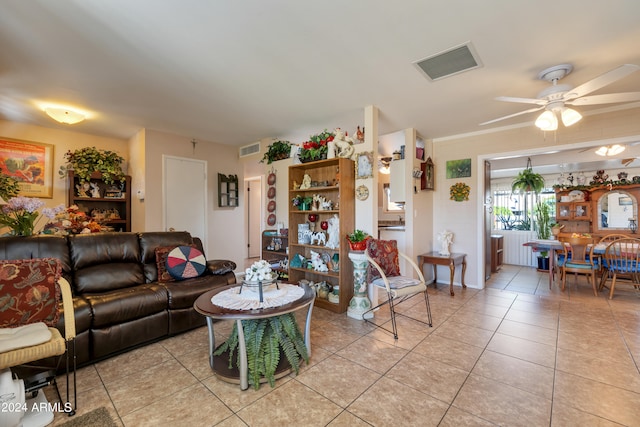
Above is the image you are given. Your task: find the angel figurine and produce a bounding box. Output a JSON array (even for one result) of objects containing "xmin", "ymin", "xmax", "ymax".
[{"xmin": 438, "ymin": 230, "xmax": 454, "ymax": 256}]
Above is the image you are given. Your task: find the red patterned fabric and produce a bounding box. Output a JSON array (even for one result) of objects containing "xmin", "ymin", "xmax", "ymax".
[
  {"xmin": 366, "ymin": 238, "xmax": 401, "ymax": 283},
  {"xmin": 0, "ymin": 258, "xmax": 62, "ymax": 327},
  {"xmin": 155, "ymin": 246, "xmax": 178, "ymax": 282}
]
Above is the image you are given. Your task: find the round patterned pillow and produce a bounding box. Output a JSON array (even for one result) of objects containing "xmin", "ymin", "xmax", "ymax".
[{"xmin": 166, "ymin": 246, "xmax": 207, "ymax": 280}]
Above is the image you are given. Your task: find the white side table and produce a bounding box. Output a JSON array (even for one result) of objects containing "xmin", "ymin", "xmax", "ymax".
[{"xmin": 347, "ymin": 251, "xmax": 373, "ymax": 320}]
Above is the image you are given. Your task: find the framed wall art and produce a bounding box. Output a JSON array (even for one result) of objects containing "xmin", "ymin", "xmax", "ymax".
[
  {"xmin": 355, "ymin": 151, "xmax": 373, "ymax": 179},
  {"xmin": 0, "ymin": 137, "xmax": 54, "ymax": 198},
  {"xmin": 421, "ymin": 157, "xmax": 434, "ymax": 190},
  {"xmin": 446, "ymin": 158, "xmax": 471, "ymax": 179}
]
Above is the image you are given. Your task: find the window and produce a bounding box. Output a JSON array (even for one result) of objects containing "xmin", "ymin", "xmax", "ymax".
[{"xmin": 492, "ymin": 188, "xmax": 555, "ymax": 230}]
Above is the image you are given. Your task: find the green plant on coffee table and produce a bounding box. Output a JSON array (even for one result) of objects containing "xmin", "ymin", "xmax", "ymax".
[
  {"xmin": 260, "ymin": 140, "xmax": 292, "ymax": 164},
  {"xmin": 59, "ymin": 146, "xmax": 125, "ymax": 184},
  {"xmin": 213, "ymin": 312, "xmax": 309, "ymax": 390}
]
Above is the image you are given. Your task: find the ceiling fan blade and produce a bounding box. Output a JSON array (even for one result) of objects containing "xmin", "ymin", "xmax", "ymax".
[
  {"xmin": 563, "ymin": 64, "xmax": 640, "ymax": 101},
  {"xmin": 567, "ymin": 92, "xmax": 640, "ymax": 106},
  {"xmin": 479, "ymin": 106, "xmax": 544, "ymax": 126},
  {"xmin": 495, "ymin": 96, "xmax": 546, "ymax": 105}
]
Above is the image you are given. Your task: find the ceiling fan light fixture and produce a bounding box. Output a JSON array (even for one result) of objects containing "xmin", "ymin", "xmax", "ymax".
[
  {"xmin": 561, "ymin": 107, "xmax": 582, "ymax": 127},
  {"xmin": 535, "ymin": 110, "xmax": 558, "ymax": 131},
  {"xmin": 595, "ymin": 144, "xmax": 626, "ymax": 156},
  {"xmin": 44, "ymin": 107, "xmax": 85, "ymax": 124}
]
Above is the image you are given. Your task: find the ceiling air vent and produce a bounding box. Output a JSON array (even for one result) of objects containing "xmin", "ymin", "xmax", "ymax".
[
  {"xmin": 414, "ymin": 42, "xmax": 482, "ymax": 81},
  {"xmin": 239, "ymin": 142, "xmax": 261, "ymax": 158}
]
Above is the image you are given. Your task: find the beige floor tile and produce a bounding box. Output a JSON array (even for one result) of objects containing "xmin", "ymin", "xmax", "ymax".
[
  {"xmin": 386, "ymin": 351, "xmax": 469, "ymax": 403},
  {"xmin": 453, "ymin": 374, "xmax": 551, "ymax": 427},
  {"xmin": 326, "ymin": 410, "xmax": 372, "ymax": 426},
  {"xmin": 557, "ymin": 329, "xmax": 631, "ymax": 362},
  {"xmin": 365, "ymin": 315, "xmax": 432, "ymax": 350},
  {"xmin": 433, "ymin": 321, "xmax": 494, "ymax": 348},
  {"xmin": 336, "ymin": 335, "xmax": 408, "ymax": 374},
  {"xmin": 472, "ymin": 350, "xmax": 554, "ymax": 399},
  {"xmin": 296, "ymin": 354, "xmax": 381, "ymax": 407},
  {"xmin": 496, "ymin": 318, "xmax": 558, "ymax": 346},
  {"xmin": 95, "ymin": 342, "xmax": 174, "ymax": 384},
  {"xmin": 214, "ymin": 415, "xmax": 255, "ymax": 427},
  {"xmin": 47, "ymin": 380, "xmax": 122, "ymax": 426},
  {"xmin": 106, "ymin": 357, "xmax": 198, "ymax": 416},
  {"xmin": 504, "ymin": 307, "xmax": 558, "ymax": 329},
  {"xmin": 462, "ymin": 300, "xmax": 510, "ymax": 318},
  {"xmin": 348, "ymin": 376, "xmax": 449, "ymax": 426},
  {"xmin": 160, "ymin": 325, "xmax": 210, "ymax": 357},
  {"xmin": 121, "ymin": 382, "xmax": 232, "ymax": 427},
  {"xmin": 439, "ymin": 406, "xmax": 497, "ymax": 426},
  {"xmin": 413, "ymin": 334, "xmax": 484, "ymax": 371},
  {"xmin": 448, "ymin": 309, "xmax": 503, "ymax": 331},
  {"xmin": 237, "ymin": 380, "xmax": 342, "ymax": 427},
  {"xmin": 202, "ymin": 373, "xmax": 290, "ymax": 412},
  {"xmin": 486, "ymin": 333, "xmax": 556, "ymax": 368},
  {"xmin": 175, "ymin": 346, "xmax": 215, "ymax": 380},
  {"xmin": 551, "ymin": 401, "xmax": 625, "ymax": 426},
  {"xmin": 310, "ymin": 321, "xmax": 361, "ymax": 353},
  {"xmin": 554, "ymin": 371, "xmax": 640, "ymax": 426}
]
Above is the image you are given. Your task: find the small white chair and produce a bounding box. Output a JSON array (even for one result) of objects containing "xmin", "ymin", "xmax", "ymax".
[{"xmin": 363, "ymin": 239, "xmax": 432, "ymax": 339}]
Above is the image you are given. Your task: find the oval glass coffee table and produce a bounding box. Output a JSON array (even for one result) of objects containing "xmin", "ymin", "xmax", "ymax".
[{"xmin": 194, "ymin": 283, "xmax": 315, "ymax": 390}]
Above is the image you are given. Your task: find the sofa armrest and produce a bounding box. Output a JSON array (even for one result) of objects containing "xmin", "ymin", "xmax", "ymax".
[{"xmin": 207, "ymin": 259, "xmax": 236, "ymax": 275}]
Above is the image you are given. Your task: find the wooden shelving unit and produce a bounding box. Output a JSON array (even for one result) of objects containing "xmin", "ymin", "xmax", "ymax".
[
  {"xmin": 288, "ymin": 158, "xmax": 355, "ymax": 313},
  {"xmin": 262, "ymin": 229, "xmax": 289, "ymax": 280},
  {"xmin": 67, "ymin": 171, "xmax": 131, "ymax": 232}
]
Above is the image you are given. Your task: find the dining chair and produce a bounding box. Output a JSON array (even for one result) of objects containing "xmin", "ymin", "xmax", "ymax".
[
  {"xmin": 0, "ymin": 258, "xmax": 77, "ymax": 425},
  {"xmin": 363, "ymin": 238, "xmax": 432, "ymax": 340},
  {"xmin": 601, "ymin": 238, "xmax": 640, "ymax": 299},
  {"xmin": 559, "ymin": 236, "xmax": 599, "ymax": 295},
  {"xmin": 597, "ymin": 234, "xmax": 629, "ymax": 287}
]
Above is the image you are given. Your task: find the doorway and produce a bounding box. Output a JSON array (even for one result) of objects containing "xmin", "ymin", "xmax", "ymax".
[
  {"xmin": 163, "ymin": 156, "xmax": 207, "ymax": 249},
  {"xmin": 245, "ymin": 177, "xmax": 262, "ymax": 259}
]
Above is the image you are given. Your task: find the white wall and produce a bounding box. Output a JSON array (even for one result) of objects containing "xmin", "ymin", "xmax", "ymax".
[{"xmin": 433, "ymin": 107, "xmax": 640, "ymax": 288}]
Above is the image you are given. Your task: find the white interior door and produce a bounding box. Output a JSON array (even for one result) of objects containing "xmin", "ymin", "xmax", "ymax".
[
  {"xmin": 246, "ymin": 178, "xmax": 262, "ymax": 258},
  {"xmin": 163, "ymin": 156, "xmax": 207, "ymax": 248}
]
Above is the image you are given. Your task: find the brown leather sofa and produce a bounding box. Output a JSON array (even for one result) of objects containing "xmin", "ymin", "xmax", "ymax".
[{"xmin": 0, "ymin": 231, "xmax": 236, "ymax": 367}]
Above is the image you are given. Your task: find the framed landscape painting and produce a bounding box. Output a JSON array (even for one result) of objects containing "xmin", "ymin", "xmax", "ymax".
[
  {"xmin": 0, "ymin": 137, "xmax": 54, "ymax": 198},
  {"xmin": 446, "ymin": 158, "xmax": 471, "ymax": 179}
]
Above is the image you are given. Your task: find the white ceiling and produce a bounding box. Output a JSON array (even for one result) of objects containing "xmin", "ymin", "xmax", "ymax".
[{"xmin": 1, "ymin": 0, "xmax": 640, "ymax": 156}]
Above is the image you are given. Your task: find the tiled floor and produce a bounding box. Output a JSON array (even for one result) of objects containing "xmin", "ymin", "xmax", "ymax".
[{"xmin": 46, "ymin": 265, "xmax": 640, "ymax": 426}]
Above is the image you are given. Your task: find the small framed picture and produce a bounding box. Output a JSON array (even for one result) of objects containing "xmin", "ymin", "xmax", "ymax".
[{"xmin": 356, "ymin": 151, "xmax": 373, "ymax": 179}]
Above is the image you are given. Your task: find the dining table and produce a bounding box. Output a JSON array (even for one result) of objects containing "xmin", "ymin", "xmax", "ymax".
[{"xmin": 523, "ymin": 239, "xmax": 608, "ymax": 288}]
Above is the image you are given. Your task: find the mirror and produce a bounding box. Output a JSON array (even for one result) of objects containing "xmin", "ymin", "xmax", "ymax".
[{"xmin": 598, "ymin": 190, "xmax": 637, "ymax": 229}]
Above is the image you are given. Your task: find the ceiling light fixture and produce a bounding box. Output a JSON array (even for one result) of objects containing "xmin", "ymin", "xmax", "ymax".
[
  {"xmin": 44, "ymin": 107, "xmax": 85, "ymax": 124},
  {"xmin": 534, "ymin": 105, "xmax": 582, "ymax": 131},
  {"xmin": 379, "ymin": 157, "xmax": 392, "ymax": 174},
  {"xmin": 595, "ymin": 144, "xmax": 626, "ymax": 156}
]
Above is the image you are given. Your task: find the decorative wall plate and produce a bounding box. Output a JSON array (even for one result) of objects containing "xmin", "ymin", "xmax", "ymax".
[
  {"xmin": 356, "ymin": 185, "xmax": 369, "ymax": 201},
  {"xmin": 568, "ymin": 190, "xmax": 586, "ymax": 202},
  {"xmin": 267, "ymin": 200, "xmax": 276, "ymax": 212},
  {"xmin": 267, "ymin": 173, "xmax": 276, "ymax": 186},
  {"xmin": 267, "ymin": 213, "xmax": 277, "ymax": 226},
  {"xmin": 267, "ymin": 187, "xmax": 276, "ymax": 199}
]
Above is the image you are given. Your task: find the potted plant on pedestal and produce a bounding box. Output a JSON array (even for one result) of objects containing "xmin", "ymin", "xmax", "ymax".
[
  {"xmin": 346, "ymin": 229, "xmax": 370, "ymax": 251},
  {"xmin": 534, "ymin": 200, "xmax": 552, "ymax": 271}
]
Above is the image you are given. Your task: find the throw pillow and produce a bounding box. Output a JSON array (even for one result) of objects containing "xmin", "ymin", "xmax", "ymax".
[
  {"xmin": 166, "ymin": 246, "xmax": 207, "ymax": 280},
  {"xmin": 155, "ymin": 246, "xmax": 178, "ymax": 282},
  {"xmin": 366, "ymin": 238, "xmax": 401, "ymax": 283},
  {"xmin": 0, "ymin": 258, "xmax": 62, "ymax": 328}
]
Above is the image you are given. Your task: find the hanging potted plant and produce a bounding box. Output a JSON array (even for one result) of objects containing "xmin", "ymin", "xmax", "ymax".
[
  {"xmin": 260, "ymin": 140, "xmax": 293, "ymax": 164},
  {"xmin": 346, "ymin": 229, "xmax": 370, "ymax": 251},
  {"xmin": 58, "ymin": 147, "xmax": 125, "ymax": 184},
  {"xmin": 512, "ymin": 159, "xmax": 545, "ymax": 194}
]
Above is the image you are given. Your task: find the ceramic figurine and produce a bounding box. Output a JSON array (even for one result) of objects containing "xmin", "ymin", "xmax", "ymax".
[{"xmin": 90, "ymin": 182, "xmax": 101, "ymax": 198}]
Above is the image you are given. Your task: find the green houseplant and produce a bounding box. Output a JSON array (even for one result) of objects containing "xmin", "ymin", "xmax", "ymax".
[
  {"xmin": 534, "ymin": 200, "xmax": 552, "ymax": 270},
  {"xmin": 213, "ymin": 312, "xmax": 309, "ymax": 390},
  {"xmin": 346, "ymin": 229, "xmax": 370, "ymax": 251},
  {"xmin": 59, "ymin": 147, "xmax": 125, "ymax": 184},
  {"xmin": 512, "ymin": 167, "xmax": 545, "ymax": 195},
  {"xmin": 260, "ymin": 140, "xmax": 293, "ymax": 164}
]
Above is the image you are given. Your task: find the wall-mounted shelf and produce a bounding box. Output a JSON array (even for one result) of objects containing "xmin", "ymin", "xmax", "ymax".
[{"xmin": 218, "ymin": 173, "xmax": 238, "ymax": 207}]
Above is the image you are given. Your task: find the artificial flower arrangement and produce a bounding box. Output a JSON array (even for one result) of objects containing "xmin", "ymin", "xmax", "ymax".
[
  {"xmin": 450, "ymin": 182, "xmax": 470, "ymax": 202},
  {"xmin": 42, "ymin": 205, "xmax": 105, "ymax": 235},
  {"xmin": 244, "ymin": 259, "xmax": 276, "ymax": 282},
  {"xmin": 291, "ymin": 194, "xmax": 313, "ymax": 208},
  {"xmin": 0, "ymin": 196, "xmax": 64, "ymax": 236},
  {"xmin": 299, "ymin": 129, "xmax": 335, "ymax": 163}
]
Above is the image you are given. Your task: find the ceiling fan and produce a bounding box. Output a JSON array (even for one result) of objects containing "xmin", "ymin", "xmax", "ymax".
[{"xmin": 480, "ymin": 63, "xmax": 640, "ymax": 130}]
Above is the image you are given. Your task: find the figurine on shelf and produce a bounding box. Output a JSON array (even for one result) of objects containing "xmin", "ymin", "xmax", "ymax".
[
  {"xmin": 76, "ymin": 182, "xmax": 90, "ymax": 197},
  {"xmin": 300, "ymin": 173, "xmax": 312, "ymax": 190},
  {"xmin": 90, "ymin": 182, "xmax": 101, "ymax": 198},
  {"xmin": 310, "ymin": 250, "xmax": 328, "ymax": 272},
  {"xmin": 355, "ymin": 126, "xmax": 364, "ymax": 144},
  {"xmin": 326, "ymin": 214, "xmax": 340, "ymax": 249},
  {"xmin": 333, "ymin": 128, "xmax": 355, "ymax": 159}
]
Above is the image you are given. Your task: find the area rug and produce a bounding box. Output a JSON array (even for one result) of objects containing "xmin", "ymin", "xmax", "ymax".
[{"xmin": 58, "ymin": 407, "xmax": 117, "ymax": 427}]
